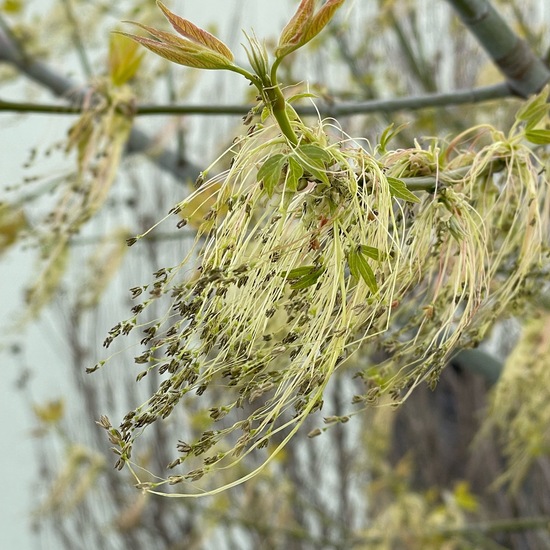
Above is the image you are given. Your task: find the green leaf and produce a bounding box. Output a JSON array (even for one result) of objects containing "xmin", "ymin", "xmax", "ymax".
[
  {"xmin": 290, "ymin": 267, "xmax": 325, "ymax": 289},
  {"xmin": 525, "ymin": 129, "xmax": 550, "ymax": 145},
  {"xmin": 286, "ymin": 157, "xmax": 304, "ymax": 192},
  {"xmin": 516, "ymin": 88, "xmax": 549, "ymax": 127},
  {"xmin": 348, "ymin": 248, "xmax": 378, "ymax": 293},
  {"xmin": 287, "ymin": 92, "xmax": 319, "ymax": 103},
  {"xmin": 347, "ymin": 248, "xmax": 359, "ymax": 278},
  {"xmin": 281, "ymin": 265, "xmax": 318, "ymax": 279},
  {"xmin": 285, "ymin": 103, "xmax": 300, "ymax": 122},
  {"xmin": 257, "ymin": 154, "xmax": 287, "ymax": 197},
  {"xmin": 358, "ymin": 245, "xmax": 382, "ymax": 261},
  {"xmin": 387, "ymin": 177, "xmax": 420, "ymax": 203},
  {"xmin": 293, "ymin": 145, "xmax": 331, "ymax": 185},
  {"xmin": 524, "ymin": 107, "xmax": 549, "ymax": 130},
  {"xmin": 281, "ymin": 265, "xmax": 325, "ymax": 289},
  {"xmin": 296, "ymin": 144, "xmax": 332, "ymax": 163},
  {"xmin": 378, "ymin": 122, "xmax": 408, "ymax": 154}
]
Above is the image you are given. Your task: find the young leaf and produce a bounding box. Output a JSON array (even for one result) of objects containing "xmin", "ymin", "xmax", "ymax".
[
  {"xmin": 287, "ymin": 92, "xmax": 319, "ymax": 104},
  {"xmin": 288, "ymin": 266, "xmax": 325, "ymax": 289},
  {"xmin": 115, "ymin": 29, "xmax": 233, "ymax": 70},
  {"xmin": 117, "ymin": 2, "xmax": 236, "ymax": 71},
  {"xmin": 358, "ymin": 245, "xmax": 382, "ymax": 261},
  {"xmin": 276, "ymin": 0, "xmax": 315, "ymax": 58},
  {"xmin": 286, "ymin": 157, "xmax": 304, "ymax": 192},
  {"xmin": 257, "ymin": 154, "xmax": 287, "ymax": 197},
  {"xmin": 525, "ymin": 129, "xmax": 550, "ymax": 145},
  {"xmin": 156, "ymin": 1, "xmax": 234, "ymax": 61},
  {"xmin": 242, "ymin": 32, "xmax": 269, "ymax": 80},
  {"xmin": 297, "ymin": 144, "xmax": 332, "ymax": 163},
  {"xmin": 276, "ymin": 0, "xmax": 345, "ymax": 59},
  {"xmin": 516, "ymin": 87, "xmax": 549, "ymax": 127},
  {"xmin": 387, "ymin": 177, "xmax": 420, "ymax": 203},
  {"xmin": 378, "ymin": 122, "xmax": 408, "ymax": 154},
  {"xmin": 108, "ymin": 33, "xmax": 144, "ymax": 86},
  {"xmin": 281, "ymin": 265, "xmax": 318, "ymax": 279},
  {"xmin": 348, "ymin": 248, "xmax": 378, "ymax": 293},
  {"xmin": 293, "ymin": 145, "xmax": 331, "ymax": 185},
  {"xmin": 302, "ymin": 0, "xmax": 346, "ymax": 45},
  {"xmin": 347, "ymin": 248, "xmax": 359, "ymax": 279}
]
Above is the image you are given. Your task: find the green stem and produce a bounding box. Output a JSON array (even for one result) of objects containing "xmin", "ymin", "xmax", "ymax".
[
  {"xmin": 227, "ymin": 63, "xmax": 298, "ymax": 144},
  {"xmin": 226, "ymin": 65, "xmax": 261, "ymax": 88},
  {"xmin": 264, "ymin": 84, "xmax": 298, "ymax": 145},
  {"xmin": 270, "ymin": 57, "xmax": 283, "ymax": 84},
  {"xmin": 402, "ymin": 158, "xmax": 506, "ymax": 192},
  {"xmin": 248, "ymin": 58, "xmax": 300, "ymax": 146}
]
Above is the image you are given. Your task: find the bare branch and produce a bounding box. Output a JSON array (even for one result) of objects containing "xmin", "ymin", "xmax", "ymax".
[
  {"xmin": 1, "ymin": 82, "xmax": 513, "ymax": 118},
  {"xmin": 450, "ymin": 348, "xmax": 503, "ymax": 384}
]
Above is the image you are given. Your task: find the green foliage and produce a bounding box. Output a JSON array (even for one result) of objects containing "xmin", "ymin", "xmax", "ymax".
[
  {"xmin": 347, "ymin": 245, "xmax": 378, "ymax": 293},
  {"xmin": 386, "ymin": 176, "xmax": 421, "ymax": 203},
  {"xmin": 256, "ymin": 153, "xmax": 287, "ymax": 197}
]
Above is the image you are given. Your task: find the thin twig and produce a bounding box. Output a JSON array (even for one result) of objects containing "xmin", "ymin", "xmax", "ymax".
[
  {"xmin": 0, "ymin": 82, "xmax": 515, "ymax": 118},
  {"xmin": 60, "ymin": 0, "xmax": 93, "ymax": 78}
]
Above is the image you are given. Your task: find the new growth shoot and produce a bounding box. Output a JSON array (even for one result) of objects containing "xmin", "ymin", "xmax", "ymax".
[{"xmin": 94, "ymin": 1, "xmax": 550, "ymax": 497}]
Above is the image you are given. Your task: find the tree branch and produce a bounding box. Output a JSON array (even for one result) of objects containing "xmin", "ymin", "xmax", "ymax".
[
  {"xmin": 60, "ymin": 0, "xmax": 93, "ymax": 79},
  {"xmin": 446, "ymin": 0, "xmax": 550, "ymax": 97},
  {"xmin": 0, "ymin": 82, "xmax": 514, "ymax": 118},
  {"xmin": 450, "ymin": 348, "xmax": 503, "ymax": 384},
  {"xmin": 0, "ymin": 27, "xmax": 201, "ymax": 183}
]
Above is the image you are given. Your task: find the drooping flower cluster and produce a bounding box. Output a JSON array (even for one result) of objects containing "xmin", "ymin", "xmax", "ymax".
[{"xmin": 93, "ymin": 2, "xmax": 550, "ymax": 496}]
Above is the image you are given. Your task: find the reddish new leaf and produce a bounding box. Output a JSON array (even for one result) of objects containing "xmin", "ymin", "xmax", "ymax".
[
  {"xmin": 157, "ymin": 1, "xmax": 234, "ymax": 61},
  {"xmin": 115, "ymin": 31, "xmax": 232, "ymax": 70},
  {"xmin": 121, "ymin": 21, "xmax": 203, "ymax": 52},
  {"xmin": 303, "ymin": 0, "xmax": 346, "ymax": 44},
  {"xmin": 277, "ymin": 0, "xmax": 315, "ymax": 54}
]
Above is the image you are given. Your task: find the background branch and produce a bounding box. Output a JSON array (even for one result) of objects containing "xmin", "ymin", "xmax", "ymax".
[
  {"xmin": 0, "ymin": 26, "xmax": 200, "ymax": 183},
  {"xmin": 446, "ymin": 0, "xmax": 550, "ymax": 96},
  {"xmin": 0, "ymin": 82, "xmax": 513, "ymax": 117}
]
